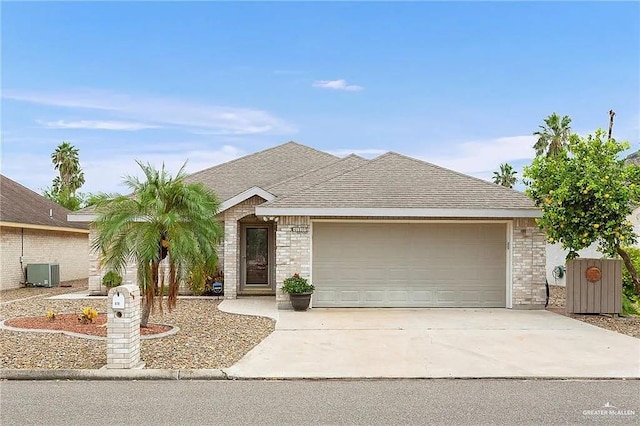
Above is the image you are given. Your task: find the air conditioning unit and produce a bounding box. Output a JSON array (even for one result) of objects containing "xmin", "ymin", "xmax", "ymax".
[{"xmin": 26, "ymin": 263, "xmax": 60, "ymax": 287}]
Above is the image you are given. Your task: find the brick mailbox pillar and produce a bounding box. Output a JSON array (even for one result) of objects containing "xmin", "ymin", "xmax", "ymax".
[{"xmin": 106, "ymin": 284, "xmax": 144, "ymax": 369}]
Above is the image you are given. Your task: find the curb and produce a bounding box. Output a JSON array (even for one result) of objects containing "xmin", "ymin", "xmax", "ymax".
[
  {"xmin": 1, "ymin": 369, "xmax": 637, "ymax": 381},
  {"xmin": 0, "ymin": 368, "xmax": 227, "ymax": 381}
]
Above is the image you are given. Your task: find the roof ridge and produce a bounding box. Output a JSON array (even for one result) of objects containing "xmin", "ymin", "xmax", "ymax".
[
  {"xmin": 263, "ymin": 152, "xmax": 383, "ymax": 206},
  {"xmin": 186, "ymin": 141, "xmax": 338, "ymax": 180},
  {"xmin": 382, "ymin": 152, "xmax": 531, "ymax": 197},
  {"xmin": 343, "ymin": 153, "xmax": 366, "ymax": 160},
  {"xmin": 267, "ymin": 155, "xmax": 365, "ymax": 191}
]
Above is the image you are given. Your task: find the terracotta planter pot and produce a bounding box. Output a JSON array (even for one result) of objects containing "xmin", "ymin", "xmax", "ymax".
[{"xmin": 289, "ymin": 292, "xmax": 312, "ymax": 311}]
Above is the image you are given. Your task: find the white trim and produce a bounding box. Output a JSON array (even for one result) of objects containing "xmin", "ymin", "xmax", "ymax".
[
  {"xmin": 220, "ymin": 186, "xmax": 275, "ymax": 212},
  {"xmin": 256, "ymin": 207, "xmax": 540, "ymax": 218},
  {"xmin": 68, "ymin": 214, "xmax": 96, "ymax": 222},
  {"xmin": 312, "ymin": 218, "xmax": 511, "ymax": 224},
  {"xmin": 68, "ymin": 186, "xmax": 276, "ymax": 223},
  {"xmin": 0, "ymin": 221, "xmax": 89, "ymax": 234}
]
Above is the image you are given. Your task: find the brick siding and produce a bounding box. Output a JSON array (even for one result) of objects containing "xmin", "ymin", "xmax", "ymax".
[
  {"xmin": 275, "ymin": 216, "xmax": 311, "ymax": 310},
  {"xmin": 0, "ymin": 226, "xmax": 88, "ymax": 290},
  {"xmin": 511, "ymin": 218, "xmax": 547, "ymax": 308},
  {"xmin": 221, "ymin": 196, "xmax": 265, "ymax": 299}
]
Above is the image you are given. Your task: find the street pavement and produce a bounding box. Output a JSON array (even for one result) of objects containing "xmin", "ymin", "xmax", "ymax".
[{"xmin": 1, "ymin": 379, "xmax": 638, "ymax": 425}]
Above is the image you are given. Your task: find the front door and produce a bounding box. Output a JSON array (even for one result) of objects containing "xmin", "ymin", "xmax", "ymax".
[{"xmin": 241, "ymin": 224, "xmax": 274, "ymax": 293}]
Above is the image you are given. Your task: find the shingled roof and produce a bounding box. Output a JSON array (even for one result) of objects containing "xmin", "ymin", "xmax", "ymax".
[
  {"xmin": 70, "ymin": 142, "xmax": 541, "ymax": 221},
  {"xmin": 625, "ymin": 150, "xmax": 639, "ymax": 166},
  {"xmin": 1, "ymin": 175, "xmax": 88, "ymax": 231},
  {"xmin": 256, "ymin": 152, "xmax": 538, "ymax": 217},
  {"xmin": 184, "ymin": 141, "xmax": 338, "ymax": 201},
  {"xmin": 267, "ymin": 154, "xmax": 368, "ymax": 197}
]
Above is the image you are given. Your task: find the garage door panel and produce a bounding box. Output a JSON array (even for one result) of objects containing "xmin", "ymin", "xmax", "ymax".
[
  {"xmin": 364, "ymin": 290, "xmax": 386, "ymax": 302},
  {"xmin": 387, "ymin": 290, "xmax": 410, "ymax": 302},
  {"xmin": 314, "ymin": 287, "xmax": 504, "ymax": 307},
  {"xmin": 312, "ymin": 222, "xmax": 507, "ymax": 308},
  {"xmin": 412, "ymin": 290, "xmax": 434, "ymax": 302}
]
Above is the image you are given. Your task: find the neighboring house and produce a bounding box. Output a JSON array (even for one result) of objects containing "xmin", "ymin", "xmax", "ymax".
[
  {"xmin": 0, "ymin": 175, "xmax": 89, "ymax": 291},
  {"xmin": 70, "ymin": 142, "xmax": 546, "ymax": 309},
  {"xmin": 546, "ymin": 149, "xmax": 640, "ymax": 286}
]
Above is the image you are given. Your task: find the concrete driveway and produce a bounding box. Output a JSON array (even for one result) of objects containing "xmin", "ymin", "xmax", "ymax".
[{"xmin": 224, "ymin": 307, "xmax": 640, "ymax": 379}]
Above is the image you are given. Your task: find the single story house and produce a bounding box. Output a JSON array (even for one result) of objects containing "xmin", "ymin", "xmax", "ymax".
[
  {"xmin": 70, "ymin": 142, "xmax": 546, "ymax": 309},
  {"xmin": 0, "ymin": 174, "xmax": 89, "ymax": 290}
]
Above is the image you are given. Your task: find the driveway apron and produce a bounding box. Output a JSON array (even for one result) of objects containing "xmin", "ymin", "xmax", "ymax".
[{"xmin": 224, "ymin": 308, "xmax": 640, "ymax": 379}]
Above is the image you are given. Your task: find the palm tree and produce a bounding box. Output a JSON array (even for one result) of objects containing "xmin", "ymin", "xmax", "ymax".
[
  {"xmin": 492, "ymin": 163, "xmax": 518, "ymax": 188},
  {"xmin": 51, "ymin": 141, "xmax": 85, "ymax": 195},
  {"xmin": 533, "ymin": 113, "xmax": 572, "ymax": 157},
  {"xmin": 92, "ymin": 161, "xmax": 223, "ymax": 327}
]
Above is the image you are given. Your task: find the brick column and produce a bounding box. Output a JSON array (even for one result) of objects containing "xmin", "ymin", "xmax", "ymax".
[
  {"xmin": 106, "ymin": 284, "xmax": 144, "ymax": 369},
  {"xmin": 88, "ymin": 226, "xmax": 103, "ymax": 295},
  {"xmin": 223, "ymin": 219, "xmax": 238, "ymax": 300},
  {"xmin": 511, "ymin": 218, "xmax": 547, "ymax": 309},
  {"xmin": 276, "ymin": 216, "xmax": 311, "ymax": 310}
]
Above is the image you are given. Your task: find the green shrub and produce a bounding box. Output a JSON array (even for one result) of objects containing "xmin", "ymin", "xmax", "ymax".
[
  {"xmin": 102, "ymin": 270, "xmax": 122, "ymax": 288},
  {"xmin": 281, "ymin": 273, "xmax": 314, "ymax": 294},
  {"xmin": 622, "ymin": 291, "xmax": 640, "ymax": 316}
]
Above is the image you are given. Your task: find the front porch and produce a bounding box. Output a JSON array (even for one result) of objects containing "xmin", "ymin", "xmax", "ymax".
[{"xmin": 220, "ymin": 196, "xmax": 310, "ymax": 309}]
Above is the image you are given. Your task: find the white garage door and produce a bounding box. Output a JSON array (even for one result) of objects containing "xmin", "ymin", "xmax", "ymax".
[{"xmin": 312, "ymin": 222, "xmax": 507, "ymax": 307}]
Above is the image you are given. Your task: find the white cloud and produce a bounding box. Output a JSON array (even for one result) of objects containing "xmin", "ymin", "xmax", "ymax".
[
  {"xmin": 38, "ymin": 120, "xmax": 160, "ymax": 131},
  {"xmin": 2, "ymin": 144, "xmax": 247, "ymax": 195},
  {"xmin": 3, "ymin": 89, "xmax": 296, "ymax": 135},
  {"xmin": 312, "ymin": 79, "xmax": 363, "ymax": 92},
  {"xmin": 417, "ymin": 135, "xmax": 536, "ymax": 176}
]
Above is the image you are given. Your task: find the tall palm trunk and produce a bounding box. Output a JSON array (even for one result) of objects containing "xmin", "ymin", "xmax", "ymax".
[
  {"xmin": 141, "ymin": 261, "xmax": 159, "ymax": 328},
  {"xmin": 608, "ymin": 110, "xmax": 615, "ymax": 141}
]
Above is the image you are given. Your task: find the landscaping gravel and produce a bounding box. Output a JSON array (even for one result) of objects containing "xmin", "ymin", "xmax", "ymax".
[
  {"xmin": 3, "ymin": 281, "xmax": 635, "ymax": 370},
  {"xmin": 549, "ymin": 285, "xmax": 640, "ymax": 339},
  {"xmin": 0, "ymin": 280, "xmax": 275, "ymax": 369}
]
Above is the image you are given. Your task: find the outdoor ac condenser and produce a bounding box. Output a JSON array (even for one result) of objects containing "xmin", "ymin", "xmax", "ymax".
[{"xmin": 26, "ymin": 263, "xmax": 60, "ymax": 287}]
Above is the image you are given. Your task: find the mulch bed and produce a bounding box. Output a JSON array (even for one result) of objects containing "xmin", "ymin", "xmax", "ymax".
[
  {"xmin": 4, "ymin": 313, "xmax": 171, "ymax": 337},
  {"xmin": 548, "ymin": 285, "xmax": 640, "ymax": 338}
]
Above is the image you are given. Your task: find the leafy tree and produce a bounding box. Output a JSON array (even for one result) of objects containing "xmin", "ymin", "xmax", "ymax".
[
  {"xmin": 44, "ymin": 141, "xmax": 86, "ymax": 210},
  {"xmin": 492, "ymin": 163, "xmax": 518, "ymax": 188},
  {"xmin": 533, "ymin": 113, "xmax": 572, "ymax": 157},
  {"xmin": 91, "ymin": 161, "xmax": 223, "ymax": 327},
  {"xmin": 524, "ymin": 129, "xmax": 640, "ymax": 295}
]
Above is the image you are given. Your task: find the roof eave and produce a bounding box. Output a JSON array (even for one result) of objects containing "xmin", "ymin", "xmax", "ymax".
[
  {"xmin": 0, "ymin": 221, "xmax": 90, "ymax": 234},
  {"xmin": 68, "ymin": 186, "xmax": 277, "ymax": 223},
  {"xmin": 219, "ymin": 186, "xmax": 276, "ymax": 212},
  {"xmin": 254, "ymin": 207, "xmax": 542, "ymax": 218}
]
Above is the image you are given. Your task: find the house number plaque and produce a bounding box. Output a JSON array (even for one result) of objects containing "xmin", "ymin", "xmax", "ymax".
[
  {"xmin": 585, "ymin": 266, "xmax": 601, "ymax": 283},
  {"xmin": 292, "ymin": 226, "xmax": 309, "ymax": 233}
]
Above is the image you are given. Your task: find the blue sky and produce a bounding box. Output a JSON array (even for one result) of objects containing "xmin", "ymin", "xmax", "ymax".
[{"xmin": 2, "ymin": 2, "xmax": 639, "ymax": 195}]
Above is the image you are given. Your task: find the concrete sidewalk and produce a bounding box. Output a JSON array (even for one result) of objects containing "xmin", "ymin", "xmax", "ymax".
[{"xmin": 225, "ymin": 308, "xmax": 640, "ymax": 379}]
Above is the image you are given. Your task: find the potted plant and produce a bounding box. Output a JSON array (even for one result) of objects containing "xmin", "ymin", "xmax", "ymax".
[{"xmin": 281, "ymin": 273, "xmax": 315, "ymax": 311}]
